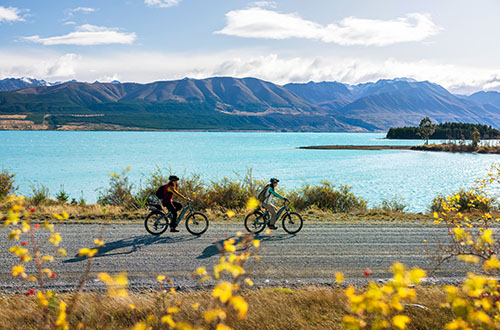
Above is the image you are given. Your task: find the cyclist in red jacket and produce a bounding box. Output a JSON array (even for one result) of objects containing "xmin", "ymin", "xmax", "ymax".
[{"xmin": 162, "ymin": 175, "xmax": 191, "ymax": 232}]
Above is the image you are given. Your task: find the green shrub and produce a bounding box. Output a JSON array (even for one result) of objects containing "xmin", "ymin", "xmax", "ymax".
[
  {"xmin": 0, "ymin": 169, "xmax": 16, "ymax": 199},
  {"xmin": 55, "ymin": 185, "xmax": 70, "ymax": 203},
  {"xmin": 97, "ymin": 168, "xmax": 135, "ymax": 209},
  {"xmin": 380, "ymin": 197, "xmax": 408, "ymax": 213},
  {"xmin": 29, "ymin": 183, "xmax": 50, "ymax": 205},
  {"xmin": 289, "ymin": 182, "xmax": 367, "ymax": 213},
  {"xmin": 204, "ymin": 178, "xmax": 248, "ymax": 210},
  {"xmin": 135, "ymin": 168, "xmax": 265, "ymax": 211}
]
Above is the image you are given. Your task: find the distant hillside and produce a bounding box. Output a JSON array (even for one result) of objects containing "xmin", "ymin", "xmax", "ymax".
[
  {"xmin": 0, "ymin": 77, "xmax": 52, "ymax": 91},
  {"xmin": 284, "ymin": 79, "xmax": 500, "ymax": 130},
  {"xmin": 283, "ymin": 81, "xmax": 354, "ymax": 111},
  {"xmin": 468, "ymin": 91, "xmax": 500, "ymax": 107},
  {"xmin": 1, "ymin": 76, "xmax": 500, "ymax": 132},
  {"xmin": 0, "ymin": 77, "xmax": 355, "ymax": 132},
  {"xmin": 14, "ymin": 77, "xmax": 323, "ymax": 115}
]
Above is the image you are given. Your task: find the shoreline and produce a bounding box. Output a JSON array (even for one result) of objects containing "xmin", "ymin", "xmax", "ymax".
[
  {"xmin": 298, "ymin": 144, "xmax": 500, "ymax": 154},
  {"xmin": 0, "ymin": 128, "xmax": 377, "ymax": 133},
  {"xmin": 298, "ymin": 145, "xmax": 412, "ymax": 150}
]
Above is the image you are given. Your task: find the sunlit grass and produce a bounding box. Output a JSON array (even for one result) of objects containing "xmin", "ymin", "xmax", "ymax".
[{"xmin": 0, "ymin": 287, "xmax": 452, "ymax": 330}]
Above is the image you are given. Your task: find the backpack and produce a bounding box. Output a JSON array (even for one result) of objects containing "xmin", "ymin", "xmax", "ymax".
[
  {"xmin": 155, "ymin": 184, "xmax": 167, "ymax": 200},
  {"xmin": 257, "ymin": 184, "xmax": 270, "ymax": 203}
]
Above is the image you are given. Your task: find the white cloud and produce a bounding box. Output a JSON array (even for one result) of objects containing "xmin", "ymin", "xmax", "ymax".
[
  {"xmin": 62, "ymin": 7, "xmax": 96, "ymax": 22},
  {"xmin": 216, "ymin": 8, "xmax": 442, "ymax": 46},
  {"xmin": 46, "ymin": 53, "xmax": 78, "ymax": 77},
  {"xmin": 69, "ymin": 7, "xmax": 96, "ymax": 15},
  {"xmin": 251, "ymin": 1, "xmax": 277, "ymax": 9},
  {"xmin": 23, "ymin": 25, "xmax": 136, "ymax": 46},
  {"xmin": 144, "ymin": 0, "xmax": 181, "ymax": 8},
  {"xmin": 0, "ymin": 6, "xmax": 25, "ymax": 22},
  {"xmin": 1, "ymin": 50, "xmax": 499, "ymax": 93},
  {"xmin": 0, "ymin": 51, "xmax": 79, "ymax": 80}
]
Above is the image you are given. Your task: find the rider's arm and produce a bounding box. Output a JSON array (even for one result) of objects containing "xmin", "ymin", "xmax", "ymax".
[
  {"xmin": 269, "ymin": 187, "xmax": 285, "ymax": 200},
  {"xmin": 168, "ymin": 186, "xmax": 190, "ymax": 201}
]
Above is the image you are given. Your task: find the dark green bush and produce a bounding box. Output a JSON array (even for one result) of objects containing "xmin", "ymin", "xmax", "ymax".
[{"xmin": 55, "ymin": 185, "xmax": 70, "ymax": 203}]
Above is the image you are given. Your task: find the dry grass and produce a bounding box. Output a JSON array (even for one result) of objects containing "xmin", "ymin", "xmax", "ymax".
[
  {"xmin": 0, "ymin": 286, "xmax": 452, "ymax": 330},
  {"xmin": 4, "ymin": 200, "xmax": 498, "ymax": 225}
]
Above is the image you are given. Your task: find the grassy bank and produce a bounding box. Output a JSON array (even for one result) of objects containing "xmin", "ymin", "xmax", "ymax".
[
  {"xmin": 3, "ymin": 204, "xmax": 441, "ymax": 224},
  {"xmin": 2, "ymin": 167, "xmax": 499, "ymax": 224},
  {"xmin": 0, "ymin": 286, "xmax": 450, "ymax": 330}
]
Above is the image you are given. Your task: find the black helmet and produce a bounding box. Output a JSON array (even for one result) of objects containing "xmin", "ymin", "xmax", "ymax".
[
  {"xmin": 270, "ymin": 178, "xmax": 279, "ymax": 183},
  {"xmin": 169, "ymin": 175, "xmax": 180, "ymax": 181}
]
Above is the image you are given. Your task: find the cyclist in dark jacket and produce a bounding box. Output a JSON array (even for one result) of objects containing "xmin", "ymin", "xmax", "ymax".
[{"xmin": 262, "ymin": 178, "xmax": 288, "ymax": 230}]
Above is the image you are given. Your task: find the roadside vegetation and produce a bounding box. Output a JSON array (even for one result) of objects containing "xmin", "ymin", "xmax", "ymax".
[
  {"xmin": 2, "ymin": 164, "xmax": 500, "ymax": 329},
  {"xmin": 0, "ymin": 286, "xmax": 452, "ymax": 330},
  {"xmin": 0, "ymin": 169, "xmax": 16, "ymax": 199},
  {"xmin": 1, "ymin": 167, "xmax": 499, "ymax": 224}
]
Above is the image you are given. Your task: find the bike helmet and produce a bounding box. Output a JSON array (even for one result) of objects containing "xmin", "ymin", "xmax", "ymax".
[
  {"xmin": 270, "ymin": 178, "xmax": 279, "ymax": 183},
  {"xmin": 169, "ymin": 175, "xmax": 180, "ymax": 181}
]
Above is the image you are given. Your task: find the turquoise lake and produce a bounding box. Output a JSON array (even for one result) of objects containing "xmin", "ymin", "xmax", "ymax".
[{"xmin": 1, "ymin": 131, "xmax": 499, "ymax": 212}]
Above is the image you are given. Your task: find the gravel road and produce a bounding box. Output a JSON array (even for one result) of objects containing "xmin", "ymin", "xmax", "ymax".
[{"xmin": 0, "ymin": 223, "xmax": 475, "ymax": 293}]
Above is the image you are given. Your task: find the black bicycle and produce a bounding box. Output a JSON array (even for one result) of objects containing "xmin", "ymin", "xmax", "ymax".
[
  {"xmin": 244, "ymin": 200, "xmax": 303, "ymax": 234},
  {"xmin": 144, "ymin": 203, "xmax": 209, "ymax": 236}
]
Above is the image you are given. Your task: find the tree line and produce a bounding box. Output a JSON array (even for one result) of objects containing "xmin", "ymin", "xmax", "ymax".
[{"xmin": 386, "ymin": 120, "xmax": 500, "ymax": 141}]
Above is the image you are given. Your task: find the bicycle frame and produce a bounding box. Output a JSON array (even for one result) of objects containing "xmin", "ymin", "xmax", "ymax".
[
  {"xmin": 148, "ymin": 203, "xmax": 193, "ymax": 226},
  {"xmin": 259, "ymin": 202, "xmax": 289, "ymax": 224},
  {"xmin": 172, "ymin": 204, "xmax": 192, "ymax": 226}
]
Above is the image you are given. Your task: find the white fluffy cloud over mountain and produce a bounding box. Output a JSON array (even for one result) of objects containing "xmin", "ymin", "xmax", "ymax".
[
  {"xmin": 0, "ymin": 50, "xmax": 498, "ymax": 93},
  {"xmin": 216, "ymin": 7, "xmax": 441, "ymax": 46},
  {"xmin": 23, "ymin": 25, "xmax": 136, "ymax": 46}
]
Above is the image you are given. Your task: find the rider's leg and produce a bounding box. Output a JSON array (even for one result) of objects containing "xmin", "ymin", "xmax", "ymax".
[
  {"xmin": 171, "ymin": 202, "xmax": 182, "ymax": 228},
  {"xmin": 263, "ymin": 203, "xmax": 278, "ymax": 225},
  {"xmin": 164, "ymin": 201, "xmax": 179, "ymax": 228}
]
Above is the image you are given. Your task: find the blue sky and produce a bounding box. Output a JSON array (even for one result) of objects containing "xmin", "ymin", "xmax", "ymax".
[{"xmin": 0, "ymin": 0, "xmax": 499, "ymax": 93}]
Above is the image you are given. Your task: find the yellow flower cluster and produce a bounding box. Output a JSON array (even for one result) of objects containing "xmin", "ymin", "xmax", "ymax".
[
  {"xmin": 443, "ymin": 273, "xmax": 500, "ymax": 329},
  {"xmin": 98, "ymin": 272, "xmax": 129, "ymax": 299},
  {"xmin": 133, "ymin": 234, "xmax": 258, "ymax": 330},
  {"xmin": 432, "ymin": 165, "xmax": 500, "ymax": 329},
  {"xmin": 2, "ymin": 194, "xmax": 106, "ymax": 329},
  {"xmin": 343, "ymin": 262, "xmax": 426, "ymax": 330}
]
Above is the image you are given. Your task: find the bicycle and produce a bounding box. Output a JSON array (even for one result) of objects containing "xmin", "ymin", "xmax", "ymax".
[
  {"xmin": 144, "ymin": 203, "xmax": 209, "ymax": 236},
  {"xmin": 244, "ymin": 200, "xmax": 303, "ymax": 234}
]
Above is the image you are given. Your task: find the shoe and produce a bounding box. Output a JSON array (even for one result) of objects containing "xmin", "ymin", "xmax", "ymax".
[
  {"xmin": 268, "ymin": 225, "xmax": 278, "ymax": 230},
  {"xmin": 170, "ymin": 227, "xmax": 180, "ymax": 233}
]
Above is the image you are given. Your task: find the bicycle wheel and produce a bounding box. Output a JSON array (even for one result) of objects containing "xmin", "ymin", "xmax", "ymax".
[
  {"xmin": 144, "ymin": 211, "xmax": 170, "ymax": 235},
  {"xmin": 282, "ymin": 212, "xmax": 303, "ymax": 234},
  {"xmin": 185, "ymin": 212, "xmax": 209, "ymax": 235},
  {"xmin": 244, "ymin": 210, "xmax": 268, "ymax": 234}
]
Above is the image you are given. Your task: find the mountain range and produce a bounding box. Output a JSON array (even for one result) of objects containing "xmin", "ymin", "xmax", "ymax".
[{"xmin": 1, "ymin": 76, "xmax": 500, "ymax": 132}]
